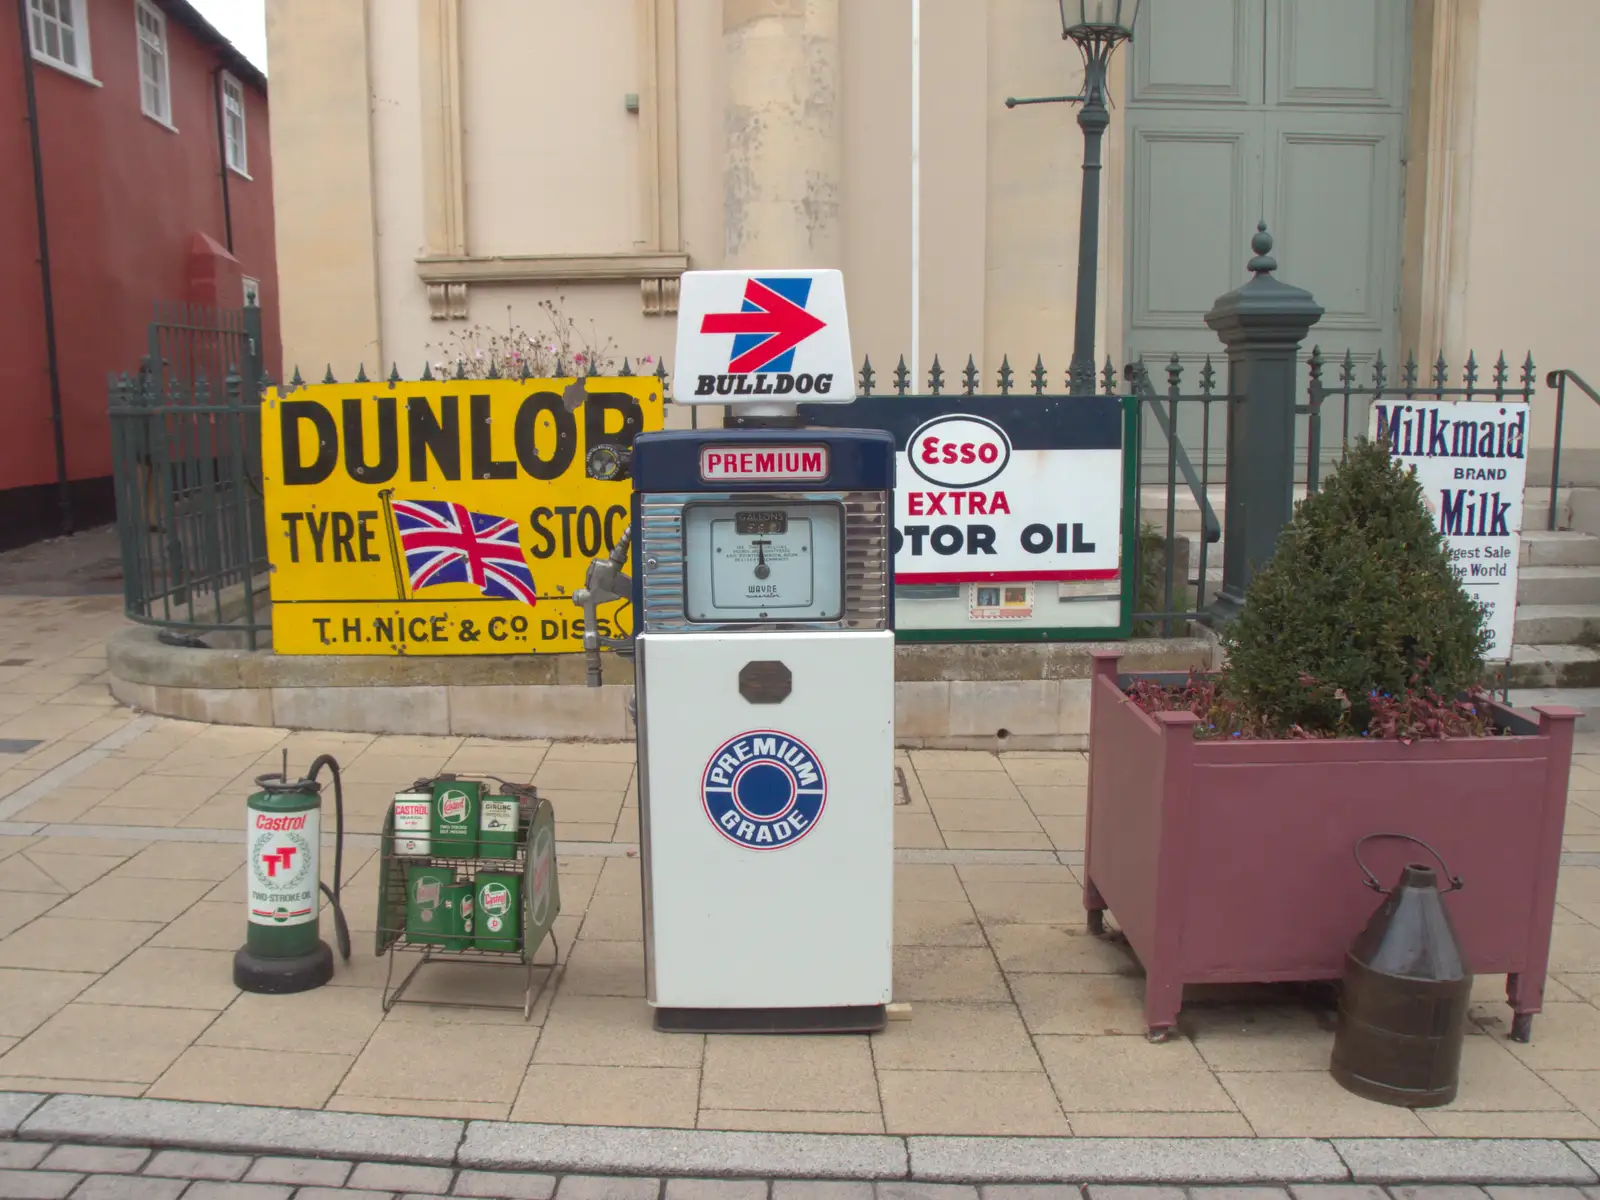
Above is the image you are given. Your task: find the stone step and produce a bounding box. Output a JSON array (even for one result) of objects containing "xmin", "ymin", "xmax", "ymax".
[
  {"xmin": 1520, "ymin": 530, "xmax": 1600, "ymax": 568},
  {"xmin": 1507, "ymin": 644, "xmax": 1600, "ymax": 688},
  {"xmin": 1506, "ymin": 687, "xmax": 1600, "ymax": 731},
  {"xmin": 1518, "ymin": 487, "xmax": 1600, "ymax": 536},
  {"xmin": 1517, "ymin": 566, "xmax": 1600, "ymax": 607},
  {"xmin": 1513, "ymin": 604, "xmax": 1600, "ymax": 646}
]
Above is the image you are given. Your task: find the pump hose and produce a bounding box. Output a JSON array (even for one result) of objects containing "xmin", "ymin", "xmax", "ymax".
[{"xmin": 305, "ymin": 754, "xmax": 352, "ymax": 963}]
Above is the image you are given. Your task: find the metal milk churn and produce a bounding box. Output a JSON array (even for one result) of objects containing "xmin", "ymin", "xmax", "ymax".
[{"xmin": 1331, "ymin": 834, "xmax": 1472, "ymax": 1108}]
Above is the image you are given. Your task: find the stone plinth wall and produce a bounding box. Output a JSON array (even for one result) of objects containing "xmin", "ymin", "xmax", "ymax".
[{"xmin": 107, "ymin": 627, "xmax": 1215, "ymax": 749}]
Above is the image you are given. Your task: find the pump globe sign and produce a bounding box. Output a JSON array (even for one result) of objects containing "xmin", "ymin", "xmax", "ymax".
[{"xmin": 261, "ymin": 377, "xmax": 664, "ymax": 655}]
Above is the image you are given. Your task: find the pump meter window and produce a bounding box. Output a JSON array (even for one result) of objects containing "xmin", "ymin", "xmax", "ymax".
[{"xmin": 684, "ymin": 502, "xmax": 844, "ymax": 622}]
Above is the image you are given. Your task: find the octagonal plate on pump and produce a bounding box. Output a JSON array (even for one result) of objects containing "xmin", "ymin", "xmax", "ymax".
[{"xmin": 739, "ymin": 660, "xmax": 792, "ymax": 704}]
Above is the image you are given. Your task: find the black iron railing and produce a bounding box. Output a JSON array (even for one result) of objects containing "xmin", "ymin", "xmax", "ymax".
[
  {"xmin": 111, "ymin": 303, "xmax": 270, "ymax": 647},
  {"xmin": 1545, "ymin": 368, "xmax": 1600, "ymax": 531},
  {"xmin": 1122, "ymin": 356, "xmax": 1225, "ymax": 634}
]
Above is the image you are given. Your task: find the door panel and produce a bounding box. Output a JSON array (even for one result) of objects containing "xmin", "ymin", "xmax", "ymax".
[
  {"xmin": 1129, "ymin": 119, "xmax": 1258, "ymax": 330},
  {"xmin": 1272, "ymin": 0, "xmax": 1407, "ymax": 108},
  {"xmin": 1268, "ymin": 113, "xmax": 1403, "ymax": 332},
  {"xmin": 1130, "ymin": 0, "xmax": 1261, "ymax": 105}
]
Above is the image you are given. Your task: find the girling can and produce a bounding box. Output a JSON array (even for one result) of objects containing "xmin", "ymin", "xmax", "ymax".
[
  {"xmin": 478, "ymin": 793, "xmax": 518, "ymax": 860},
  {"xmin": 392, "ymin": 791, "xmax": 432, "ymax": 856},
  {"xmin": 475, "ymin": 872, "xmax": 521, "ymax": 952}
]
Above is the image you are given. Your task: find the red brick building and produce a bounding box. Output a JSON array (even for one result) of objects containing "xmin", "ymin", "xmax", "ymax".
[{"xmin": 0, "ymin": 0, "xmax": 277, "ymax": 548}]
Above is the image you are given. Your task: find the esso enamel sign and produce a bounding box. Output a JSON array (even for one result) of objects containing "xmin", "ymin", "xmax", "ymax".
[
  {"xmin": 885, "ymin": 398, "xmax": 1126, "ymax": 590},
  {"xmin": 907, "ymin": 416, "xmax": 1011, "ymax": 489}
]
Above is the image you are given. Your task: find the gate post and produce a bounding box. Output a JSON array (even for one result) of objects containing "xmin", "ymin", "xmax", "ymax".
[
  {"xmin": 243, "ymin": 301, "xmax": 264, "ymax": 392},
  {"xmin": 1205, "ymin": 223, "xmax": 1323, "ymax": 623}
]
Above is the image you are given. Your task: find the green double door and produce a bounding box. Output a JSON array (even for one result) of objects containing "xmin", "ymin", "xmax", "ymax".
[{"xmin": 1123, "ymin": 0, "xmax": 1411, "ymax": 481}]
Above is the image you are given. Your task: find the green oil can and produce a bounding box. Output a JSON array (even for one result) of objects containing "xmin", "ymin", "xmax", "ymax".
[
  {"xmin": 404, "ymin": 865, "xmax": 457, "ymax": 946},
  {"xmin": 475, "ymin": 872, "xmax": 521, "ymax": 952},
  {"xmin": 478, "ymin": 792, "xmax": 519, "ymax": 860},
  {"xmin": 440, "ymin": 882, "xmax": 474, "ymax": 951},
  {"xmin": 432, "ymin": 779, "xmax": 480, "ymax": 856}
]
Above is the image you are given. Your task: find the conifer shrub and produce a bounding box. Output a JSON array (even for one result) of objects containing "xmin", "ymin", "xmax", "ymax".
[{"xmin": 1130, "ymin": 437, "xmax": 1494, "ymax": 740}]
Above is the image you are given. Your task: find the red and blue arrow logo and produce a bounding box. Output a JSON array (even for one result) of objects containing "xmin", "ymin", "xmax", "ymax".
[{"xmin": 700, "ymin": 277, "xmax": 827, "ymax": 374}]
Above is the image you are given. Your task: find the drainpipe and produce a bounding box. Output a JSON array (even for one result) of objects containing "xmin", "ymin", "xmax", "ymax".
[
  {"xmin": 15, "ymin": 0, "xmax": 72, "ymax": 536},
  {"xmin": 211, "ymin": 65, "xmax": 233, "ymax": 251}
]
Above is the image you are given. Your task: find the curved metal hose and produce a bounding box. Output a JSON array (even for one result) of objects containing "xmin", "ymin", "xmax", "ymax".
[{"xmin": 305, "ymin": 754, "xmax": 352, "ymax": 963}]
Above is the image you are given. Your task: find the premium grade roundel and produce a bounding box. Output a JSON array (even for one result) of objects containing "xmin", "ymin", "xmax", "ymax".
[{"xmin": 701, "ymin": 730, "xmax": 828, "ymax": 851}]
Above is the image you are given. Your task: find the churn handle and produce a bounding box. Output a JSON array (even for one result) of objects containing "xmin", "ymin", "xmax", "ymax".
[{"xmin": 1353, "ymin": 832, "xmax": 1464, "ymax": 894}]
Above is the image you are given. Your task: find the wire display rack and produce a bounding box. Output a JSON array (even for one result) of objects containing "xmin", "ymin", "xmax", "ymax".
[{"xmin": 376, "ymin": 777, "xmax": 561, "ymax": 1021}]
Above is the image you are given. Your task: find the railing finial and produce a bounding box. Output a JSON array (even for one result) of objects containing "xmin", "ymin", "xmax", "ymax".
[{"xmin": 1248, "ymin": 220, "xmax": 1277, "ymax": 276}]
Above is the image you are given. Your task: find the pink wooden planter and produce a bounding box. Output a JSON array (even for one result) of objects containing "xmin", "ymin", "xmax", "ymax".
[{"xmin": 1084, "ymin": 650, "xmax": 1579, "ymax": 1042}]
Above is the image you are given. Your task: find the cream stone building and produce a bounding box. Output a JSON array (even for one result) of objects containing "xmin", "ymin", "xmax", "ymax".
[{"xmin": 265, "ymin": 0, "xmax": 1600, "ymax": 471}]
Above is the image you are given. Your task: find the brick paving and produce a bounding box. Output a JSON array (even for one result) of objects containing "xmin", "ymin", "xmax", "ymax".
[
  {"xmin": 0, "ymin": 595, "xmax": 1599, "ymax": 1135},
  {"xmin": 0, "ymin": 1156, "xmax": 1595, "ymax": 1200}
]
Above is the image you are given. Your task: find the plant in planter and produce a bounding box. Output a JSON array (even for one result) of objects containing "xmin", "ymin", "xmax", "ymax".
[{"xmin": 1084, "ymin": 438, "xmax": 1578, "ymax": 1042}]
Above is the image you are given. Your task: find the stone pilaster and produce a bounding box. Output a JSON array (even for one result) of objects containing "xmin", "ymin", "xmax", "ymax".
[{"xmin": 722, "ymin": 0, "xmax": 842, "ymax": 268}]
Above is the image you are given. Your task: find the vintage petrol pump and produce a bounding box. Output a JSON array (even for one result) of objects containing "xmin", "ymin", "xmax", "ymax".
[{"xmin": 575, "ymin": 269, "xmax": 896, "ymax": 1033}]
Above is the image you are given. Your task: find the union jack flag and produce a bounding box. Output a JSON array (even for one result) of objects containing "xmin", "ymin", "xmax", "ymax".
[{"xmin": 390, "ymin": 499, "xmax": 538, "ymax": 607}]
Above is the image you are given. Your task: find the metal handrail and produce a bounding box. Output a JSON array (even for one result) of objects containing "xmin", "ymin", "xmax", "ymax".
[
  {"xmin": 1125, "ymin": 360, "xmax": 1223, "ymax": 544},
  {"xmin": 1546, "ymin": 369, "xmax": 1600, "ymax": 531}
]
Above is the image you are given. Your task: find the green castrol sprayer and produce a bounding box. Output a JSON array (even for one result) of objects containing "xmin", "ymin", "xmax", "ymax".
[{"xmin": 234, "ymin": 753, "xmax": 352, "ymax": 994}]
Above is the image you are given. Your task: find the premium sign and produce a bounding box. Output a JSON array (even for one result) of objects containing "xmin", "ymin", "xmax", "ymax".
[
  {"xmin": 261, "ymin": 378, "xmax": 663, "ymax": 655},
  {"xmin": 699, "ymin": 444, "xmax": 830, "ymax": 483},
  {"xmin": 673, "ymin": 269, "xmax": 856, "ymax": 404},
  {"xmin": 1370, "ymin": 400, "xmax": 1527, "ymax": 660},
  {"xmin": 894, "ymin": 412, "xmax": 1121, "ymax": 584}
]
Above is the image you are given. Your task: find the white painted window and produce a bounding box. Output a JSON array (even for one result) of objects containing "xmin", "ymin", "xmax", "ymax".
[
  {"xmin": 222, "ymin": 72, "xmax": 248, "ymax": 174},
  {"xmin": 242, "ymin": 277, "xmax": 261, "ymax": 308},
  {"xmin": 28, "ymin": 0, "xmax": 93, "ymax": 79},
  {"xmin": 136, "ymin": 0, "xmax": 172, "ymax": 127}
]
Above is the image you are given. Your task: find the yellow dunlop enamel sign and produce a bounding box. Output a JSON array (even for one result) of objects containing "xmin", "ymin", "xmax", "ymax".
[{"xmin": 261, "ymin": 378, "xmax": 663, "ymax": 655}]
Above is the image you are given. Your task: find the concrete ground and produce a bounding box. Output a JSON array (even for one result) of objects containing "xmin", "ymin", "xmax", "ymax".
[{"xmin": 3, "ymin": 582, "xmax": 1600, "ymax": 1141}]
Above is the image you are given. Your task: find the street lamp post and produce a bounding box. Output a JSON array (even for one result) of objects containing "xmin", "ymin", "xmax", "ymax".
[{"xmin": 1006, "ymin": 0, "xmax": 1140, "ymax": 394}]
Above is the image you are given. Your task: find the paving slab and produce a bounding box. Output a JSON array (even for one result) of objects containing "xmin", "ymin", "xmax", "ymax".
[
  {"xmin": 242, "ymin": 1158, "xmax": 354, "ymax": 1187},
  {"xmin": 1333, "ymin": 1141, "xmax": 1596, "ymax": 1184},
  {"xmin": 19, "ymin": 1095, "xmax": 465, "ymax": 1166},
  {"xmin": 452, "ymin": 1169, "xmax": 559, "ymax": 1199},
  {"xmin": 907, "ymin": 1138, "xmax": 1349, "ymax": 1184},
  {"xmin": 458, "ymin": 1123, "xmax": 908, "ymax": 1180},
  {"xmin": 71, "ymin": 1177, "xmax": 190, "ymax": 1200},
  {"xmin": 0, "ymin": 1168, "xmax": 83, "ymax": 1199}
]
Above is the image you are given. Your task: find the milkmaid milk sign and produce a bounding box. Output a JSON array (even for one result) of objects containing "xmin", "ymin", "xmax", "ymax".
[{"xmin": 1370, "ymin": 400, "xmax": 1527, "ymax": 660}]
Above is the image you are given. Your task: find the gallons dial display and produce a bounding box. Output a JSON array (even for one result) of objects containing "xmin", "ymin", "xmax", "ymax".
[{"xmin": 683, "ymin": 502, "xmax": 844, "ymax": 622}]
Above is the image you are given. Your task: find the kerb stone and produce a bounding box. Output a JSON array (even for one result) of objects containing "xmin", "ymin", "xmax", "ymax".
[
  {"xmin": 0, "ymin": 1095, "xmax": 48, "ymax": 1138},
  {"xmin": 19, "ymin": 1095, "xmax": 463, "ymax": 1166},
  {"xmin": 458, "ymin": 1123, "xmax": 907, "ymax": 1180},
  {"xmin": 1335, "ymin": 1140, "xmax": 1597, "ymax": 1185},
  {"xmin": 908, "ymin": 1138, "xmax": 1348, "ymax": 1184}
]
